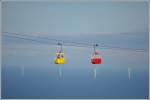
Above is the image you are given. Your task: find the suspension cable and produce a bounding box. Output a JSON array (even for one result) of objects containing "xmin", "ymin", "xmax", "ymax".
[{"xmin": 2, "ymin": 32, "xmax": 148, "ymax": 52}]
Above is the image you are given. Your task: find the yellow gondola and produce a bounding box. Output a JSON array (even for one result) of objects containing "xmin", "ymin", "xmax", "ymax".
[{"xmin": 54, "ymin": 52, "xmax": 65, "ymax": 64}]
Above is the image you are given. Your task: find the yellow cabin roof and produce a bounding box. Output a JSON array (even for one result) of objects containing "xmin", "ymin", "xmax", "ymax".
[{"xmin": 56, "ymin": 52, "xmax": 64, "ymax": 54}]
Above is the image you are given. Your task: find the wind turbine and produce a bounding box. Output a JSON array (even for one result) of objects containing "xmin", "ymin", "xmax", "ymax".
[
  {"xmin": 93, "ymin": 66, "xmax": 97, "ymax": 79},
  {"xmin": 58, "ymin": 65, "xmax": 62, "ymax": 78},
  {"xmin": 128, "ymin": 66, "xmax": 132, "ymax": 80}
]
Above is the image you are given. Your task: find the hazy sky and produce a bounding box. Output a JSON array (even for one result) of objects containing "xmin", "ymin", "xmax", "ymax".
[{"xmin": 2, "ymin": 1, "xmax": 148, "ymax": 35}]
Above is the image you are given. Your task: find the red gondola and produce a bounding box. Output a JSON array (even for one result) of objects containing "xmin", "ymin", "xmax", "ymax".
[
  {"xmin": 91, "ymin": 55, "xmax": 102, "ymax": 64},
  {"xmin": 91, "ymin": 44, "xmax": 102, "ymax": 64}
]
